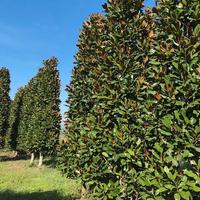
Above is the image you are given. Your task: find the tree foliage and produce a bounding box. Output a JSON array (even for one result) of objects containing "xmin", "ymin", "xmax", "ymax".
[
  {"xmin": 58, "ymin": 13, "xmax": 109, "ymax": 178},
  {"xmin": 0, "ymin": 67, "xmax": 10, "ymax": 148},
  {"xmin": 61, "ymin": 0, "xmax": 200, "ymax": 198},
  {"xmin": 7, "ymin": 87, "xmax": 25, "ymax": 151},
  {"xmin": 135, "ymin": 0, "xmax": 200, "ymax": 199},
  {"xmin": 16, "ymin": 57, "xmax": 61, "ymax": 156}
]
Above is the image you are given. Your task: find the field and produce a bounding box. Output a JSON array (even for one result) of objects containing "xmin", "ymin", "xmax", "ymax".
[{"xmin": 0, "ymin": 151, "xmax": 81, "ymax": 200}]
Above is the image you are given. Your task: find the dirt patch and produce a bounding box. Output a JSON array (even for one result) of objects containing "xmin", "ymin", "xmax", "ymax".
[
  {"xmin": 7, "ymin": 162, "xmax": 27, "ymax": 173},
  {"xmin": 9, "ymin": 165, "xmax": 24, "ymax": 172}
]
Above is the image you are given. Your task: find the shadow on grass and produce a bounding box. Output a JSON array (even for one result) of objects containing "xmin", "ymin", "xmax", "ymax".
[
  {"xmin": 43, "ymin": 157, "xmax": 57, "ymax": 168},
  {"xmin": 0, "ymin": 155, "xmax": 13, "ymax": 162},
  {"xmin": 0, "ymin": 149, "xmax": 29, "ymax": 162},
  {"xmin": 0, "ymin": 190, "xmax": 79, "ymax": 200},
  {"xmin": 0, "ymin": 154, "xmax": 28, "ymax": 162}
]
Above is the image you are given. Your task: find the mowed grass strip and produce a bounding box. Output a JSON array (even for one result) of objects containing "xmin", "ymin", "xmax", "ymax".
[{"xmin": 0, "ymin": 154, "xmax": 81, "ymax": 200}]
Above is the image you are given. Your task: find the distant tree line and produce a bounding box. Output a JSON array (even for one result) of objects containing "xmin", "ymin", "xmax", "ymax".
[
  {"xmin": 0, "ymin": 57, "xmax": 61, "ymax": 167},
  {"xmin": 59, "ymin": 0, "xmax": 200, "ymax": 199}
]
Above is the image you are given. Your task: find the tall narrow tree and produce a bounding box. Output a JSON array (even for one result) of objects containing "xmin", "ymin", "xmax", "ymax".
[
  {"xmin": 0, "ymin": 67, "xmax": 10, "ymax": 148},
  {"xmin": 17, "ymin": 57, "xmax": 61, "ymax": 166},
  {"xmin": 81, "ymin": 1, "xmax": 147, "ymax": 198},
  {"xmin": 59, "ymin": 12, "xmax": 107, "ymax": 175},
  {"xmin": 60, "ymin": 0, "xmax": 150, "ymax": 197},
  {"xmin": 31, "ymin": 57, "xmax": 61, "ymax": 167},
  {"xmin": 7, "ymin": 87, "xmax": 25, "ymax": 154}
]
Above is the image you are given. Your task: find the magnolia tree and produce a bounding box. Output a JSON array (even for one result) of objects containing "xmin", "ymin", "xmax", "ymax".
[
  {"xmin": 14, "ymin": 57, "xmax": 61, "ymax": 167},
  {"xmin": 58, "ymin": 13, "xmax": 109, "ymax": 198},
  {"xmin": 60, "ymin": 0, "xmax": 200, "ymax": 199},
  {"xmin": 7, "ymin": 87, "xmax": 25, "ymax": 156},
  {"xmin": 0, "ymin": 67, "xmax": 10, "ymax": 148},
  {"xmin": 30, "ymin": 57, "xmax": 61, "ymax": 167}
]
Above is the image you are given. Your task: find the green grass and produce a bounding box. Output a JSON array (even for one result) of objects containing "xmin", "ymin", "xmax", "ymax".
[{"xmin": 0, "ymin": 151, "xmax": 81, "ymax": 200}]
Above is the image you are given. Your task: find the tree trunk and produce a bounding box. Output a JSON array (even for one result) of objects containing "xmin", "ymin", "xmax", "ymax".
[
  {"xmin": 12, "ymin": 150, "xmax": 18, "ymax": 158},
  {"xmin": 38, "ymin": 152, "xmax": 43, "ymax": 168},
  {"xmin": 30, "ymin": 153, "xmax": 35, "ymax": 165},
  {"xmin": 80, "ymin": 185, "xmax": 87, "ymax": 200}
]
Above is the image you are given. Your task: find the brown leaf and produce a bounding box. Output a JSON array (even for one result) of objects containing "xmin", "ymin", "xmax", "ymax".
[
  {"xmin": 145, "ymin": 7, "xmax": 151, "ymax": 14},
  {"xmin": 154, "ymin": 92, "xmax": 161, "ymax": 101},
  {"xmin": 144, "ymin": 56, "xmax": 149, "ymax": 64},
  {"xmin": 152, "ymin": 6, "xmax": 158, "ymax": 13},
  {"xmin": 84, "ymin": 21, "xmax": 90, "ymax": 27},
  {"xmin": 165, "ymin": 84, "xmax": 173, "ymax": 92},
  {"xmin": 144, "ymin": 122, "xmax": 149, "ymax": 128},
  {"xmin": 141, "ymin": 20, "xmax": 148, "ymax": 28},
  {"xmin": 63, "ymin": 138, "xmax": 68, "ymax": 144},
  {"xmin": 148, "ymin": 31, "xmax": 155, "ymax": 38},
  {"xmin": 144, "ymin": 148, "xmax": 149, "ymax": 160},
  {"xmin": 138, "ymin": 76, "xmax": 145, "ymax": 85}
]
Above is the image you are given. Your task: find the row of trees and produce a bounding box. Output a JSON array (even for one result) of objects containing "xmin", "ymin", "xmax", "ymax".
[
  {"xmin": 59, "ymin": 0, "xmax": 200, "ymax": 199},
  {"xmin": 0, "ymin": 57, "xmax": 61, "ymax": 167}
]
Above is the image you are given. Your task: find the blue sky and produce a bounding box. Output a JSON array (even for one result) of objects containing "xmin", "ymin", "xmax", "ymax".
[{"xmin": 0, "ymin": 0, "xmax": 154, "ymax": 119}]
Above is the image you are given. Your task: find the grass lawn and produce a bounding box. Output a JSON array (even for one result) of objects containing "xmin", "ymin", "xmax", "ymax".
[{"xmin": 0, "ymin": 151, "xmax": 81, "ymax": 200}]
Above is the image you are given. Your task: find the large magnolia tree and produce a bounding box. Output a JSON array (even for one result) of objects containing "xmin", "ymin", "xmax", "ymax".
[{"xmin": 60, "ymin": 0, "xmax": 200, "ymax": 199}]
